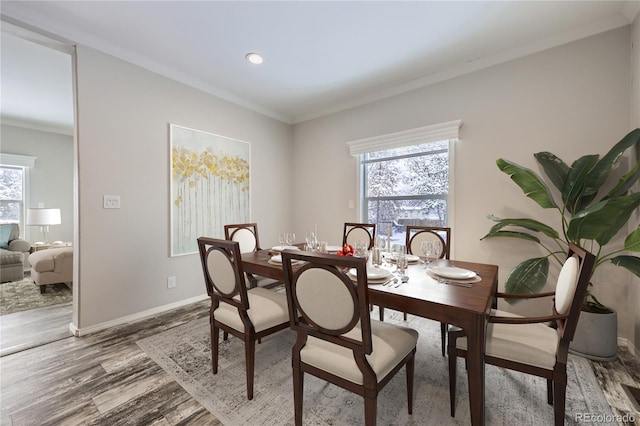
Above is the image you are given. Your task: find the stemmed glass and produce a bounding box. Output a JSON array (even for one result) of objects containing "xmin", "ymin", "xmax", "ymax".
[
  {"xmin": 433, "ymin": 240, "xmax": 443, "ymax": 267},
  {"xmin": 421, "ymin": 240, "xmax": 433, "ymax": 269},
  {"xmin": 305, "ymin": 231, "xmax": 317, "ymax": 251},
  {"xmin": 279, "ymin": 232, "xmax": 287, "ymax": 249},
  {"xmin": 286, "ymin": 232, "xmax": 296, "ymax": 247}
]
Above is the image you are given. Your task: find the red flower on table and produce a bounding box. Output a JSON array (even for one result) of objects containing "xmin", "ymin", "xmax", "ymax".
[{"xmin": 337, "ymin": 244, "xmax": 354, "ymax": 256}]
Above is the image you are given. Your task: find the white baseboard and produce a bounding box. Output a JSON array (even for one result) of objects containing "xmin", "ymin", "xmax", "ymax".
[{"xmin": 70, "ymin": 294, "xmax": 209, "ymax": 337}]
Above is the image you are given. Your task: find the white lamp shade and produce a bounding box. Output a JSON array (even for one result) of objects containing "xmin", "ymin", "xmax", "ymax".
[{"xmin": 26, "ymin": 208, "xmax": 61, "ymax": 226}]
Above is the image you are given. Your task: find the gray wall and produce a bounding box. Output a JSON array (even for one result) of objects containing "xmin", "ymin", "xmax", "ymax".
[
  {"xmin": 74, "ymin": 46, "xmax": 293, "ymax": 330},
  {"xmin": 292, "ymin": 28, "xmax": 633, "ymax": 338},
  {"xmin": 0, "ymin": 124, "xmax": 74, "ymax": 243}
]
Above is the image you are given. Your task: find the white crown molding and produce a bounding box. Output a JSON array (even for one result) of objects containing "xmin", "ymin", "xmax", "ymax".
[{"xmin": 1, "ymin": 117, "xmax": 73, "ymax": 136}]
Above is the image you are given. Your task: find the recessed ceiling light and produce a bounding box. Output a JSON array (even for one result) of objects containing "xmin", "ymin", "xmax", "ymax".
[{"xmin": 245, "ymin": 52, "xmax": 264, "ymax": 65}]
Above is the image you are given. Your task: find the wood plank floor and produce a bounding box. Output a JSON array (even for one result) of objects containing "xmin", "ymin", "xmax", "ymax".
[{"xmin": 1, "ymin": 300, "xmax": 638, "ymax": 425}]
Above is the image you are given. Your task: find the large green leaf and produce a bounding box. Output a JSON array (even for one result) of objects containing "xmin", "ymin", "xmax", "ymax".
[
  {"xmin": 588, "ymin": 128, "xmax": 640, "ymax": 201},
  {"xmin": 504, "ymin": 257, "xmax": 550, "ymax": 304},
  {"xmin": 606, "ymin": 160, "xmax": 640, "ymax": 199},
  {"xmin": 480, "ymin": 230, "xmax": 541, "ymax": 243},
  {"xmin": 497, "ymin": 158, "xmax": 557, "ymax": 209},
  {"xmin": 564, "ymin": 155, "xmax": 598, "ymax": 213},
  {"xmin": 485, "ymin": 217, "xmax": 559, "ymax": 239},
  {"xmin": 567, "ymin": 193, "xmax": 640, "ymax": 245},
  {"xmin": 534, "ymin": 152, "xmax": 569, "ymax": 194},
  {"xmin": 610, "ymin": 255, "xmax": 640, "ymax": 278},
  {"xmin": 625, "ymin": 226, "xmax": 640, "ymax": 252}
]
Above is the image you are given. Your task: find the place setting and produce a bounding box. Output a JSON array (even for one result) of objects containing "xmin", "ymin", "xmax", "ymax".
[{"xmin": 427, "ymin": 265, "xmax": 481, "ymax": 288}]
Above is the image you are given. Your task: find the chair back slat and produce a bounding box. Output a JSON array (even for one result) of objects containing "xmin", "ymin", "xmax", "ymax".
[
  {"xmin": 224, "ymin": 223, "xmax": 261, "ymax": 253},
  {"xmin": 343, "ymin": 223, "xmax": 376, "ymax": 249},
  {"xmin": 406, "ymin": 226, "xmax": 451, "ymax": 258},
  {"xmin": 553, "ymin": 244, "xmax": 595, "ymax": 357},
  {"xmin": 197, "ymin": 237, "xmax": 249, "ymax": 311},
  {"xmin": 282, "ymin": 250, "xmax": 372, "ymax": 353}
]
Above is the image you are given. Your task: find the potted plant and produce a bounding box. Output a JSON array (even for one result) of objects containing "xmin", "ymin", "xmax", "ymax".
[{"xmin": 482, "ymin": 128, "xmax": 640, "ymax": 360}]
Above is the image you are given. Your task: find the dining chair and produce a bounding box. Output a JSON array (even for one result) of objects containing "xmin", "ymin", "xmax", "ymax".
[
  {"xmin": 224, "ymin": 222, "xmax": 280, "ymax": 288},
  {"xmin": 404, "ymin": 226, "xmax": 451, "ymax": 354},
  {"xmin": 447, "ymin": 243, "xmax": 596, "ymax": 426},
  {"xmin": 281, "ymin": 250, "xmax": 418, "ymax": 426},
  {"xmin": 343, "ymin": 222, "xmax": 376, "ymax": 249},
  {"xmin": 197, "ymin": 237, "xmax": 290, "ymax": 400}
]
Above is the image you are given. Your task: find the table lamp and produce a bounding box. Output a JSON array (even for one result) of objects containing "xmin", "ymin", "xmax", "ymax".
[{"xmin": 26, "ymin": 208, "xmax": 61, "ymax": 244}]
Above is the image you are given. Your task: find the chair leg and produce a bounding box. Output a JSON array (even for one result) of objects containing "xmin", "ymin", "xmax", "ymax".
[
  {"xmin": 547, "ymin": 379, "xmax": 553, "ymax": 405},
  {"xmin": 440, "ymin": 322, "xmax": 447, "ymax": 356},
  {"xmin": 293, "ymin": 363, "xmax": 304, "ymax": 426},
  {"xmin": 245, "ymin": 338, "xmax": 256, "ymax": 400},
  {"xmin": 406, "ymin": 353, "xmax": 415, "ymax": 415},
  {"xmin": 378, "ymin": 307, "xmax": 385, "ymax": 322},
  {"xmin": 211, "ymin": 323, "xmax": 219, "ymax": 374},
  {"xmin": 364, "ymin": 395, "xmax": 377, "ymax": 426},
  {"xmin": 223, "ymin": 331, "xmax": 229, "ymax": 341},
  {"xmin": 448, "ymin": 347, "xmax": 457, "ymax": 417},
  {"xmin": 403, "ymin": 312, "xmax": 408, "ymax": 321},
  {"xmin": 552, "ymin": 381, "xmax": 566, "ymax": 426}
]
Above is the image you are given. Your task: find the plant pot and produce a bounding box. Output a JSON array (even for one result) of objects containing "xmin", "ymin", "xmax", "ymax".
[{"xmin": 569, "ymin": 309, "xmax": 617, "ymax": 361}]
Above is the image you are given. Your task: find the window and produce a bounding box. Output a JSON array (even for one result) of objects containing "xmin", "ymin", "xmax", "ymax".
[
  {"xmin": 0, "ymin": 165, "xmax": 26, "ymax": 226},
  {"xmin": 347, "ymin": 120, "xmax": 461, "ymax": 246},
  {"xmin": 0, "ymin": 154, "xmax": 36, "ymax": 234}
]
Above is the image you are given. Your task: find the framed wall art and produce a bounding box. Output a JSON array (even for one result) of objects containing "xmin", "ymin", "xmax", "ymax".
[{"xmin": 170, "ymin": 124, "xmax": 250, "ymax": 256}]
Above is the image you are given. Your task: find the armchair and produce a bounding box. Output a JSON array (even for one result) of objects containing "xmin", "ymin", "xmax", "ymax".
[
  {"xmin": 0, "ymin": 224, "xmax": 31, "ymax": 283},
  {"xmin": 447, "ymin": 244, "xmax": 596, "ymax": 426}
]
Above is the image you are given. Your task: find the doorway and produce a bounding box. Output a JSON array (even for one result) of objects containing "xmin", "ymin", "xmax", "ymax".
[{"xmin": 0, "ymin": 22, "xmax": 77, "ymax": 355}]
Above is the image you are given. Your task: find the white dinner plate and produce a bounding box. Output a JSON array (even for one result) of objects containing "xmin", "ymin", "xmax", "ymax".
[
  {"xmin": 270, "ymin": 254, "xmax": 282, "ymax": 263},
  {"xmin": 271, "ymin": 245, "xmax": 300, "ymax": 252},
  {"xmin": 431, "ymin": 266, "xmax": 476, "ymax": 280},
  {"xmin": 325, "ymin": 245, "xmax": 342, "ymax": 253},
  {"xmin": 386, "ymin": 254, "xmax": 420, "ymax": 263},
  {"xmin": 348, "ymin": 266, "xmax": 392, "ymax": 280}
]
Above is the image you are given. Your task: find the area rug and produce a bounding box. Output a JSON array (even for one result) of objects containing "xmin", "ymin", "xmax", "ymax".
[
  {"xmin": 137, "ymin": 310, "xmax": 616, "ymax": 425},
  {"xmin": 0, "ymin": 277, "xmax": 72, "ymax": 315}
]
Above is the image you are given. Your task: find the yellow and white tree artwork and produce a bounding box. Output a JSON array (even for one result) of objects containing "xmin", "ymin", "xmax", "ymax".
[{"xmin": 170, "ymin": 124, "xmax": 250, "ymax": 256}]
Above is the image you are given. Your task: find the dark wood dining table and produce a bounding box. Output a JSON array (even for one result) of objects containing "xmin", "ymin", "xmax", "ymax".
[{"xmin": 241, "ymin": 249, "xmax": 498, "ymax": 426}]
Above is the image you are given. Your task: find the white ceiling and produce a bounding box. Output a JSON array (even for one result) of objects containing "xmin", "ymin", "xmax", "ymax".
[{"xmin": 1, "ymin": 1, "xmax": 639, "ymax": 130}]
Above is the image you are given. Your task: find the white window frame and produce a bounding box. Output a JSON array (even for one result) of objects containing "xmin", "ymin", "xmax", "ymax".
[
  {"xmin": 346, "ymin": 120, "xmax": 461, "ymax": 251},
  {"xmin": 0, "ymin": 154, "xmax": 37, "ymax": 237}
]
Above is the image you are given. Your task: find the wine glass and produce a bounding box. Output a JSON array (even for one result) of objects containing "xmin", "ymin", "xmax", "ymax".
[
  {"xmin": 433, "ymin": 240, "xmax": 443, "ymax": 267},
  {"xmin": 421, "ymin": 240, "xmax": 433, "ymax": 268},
  {"xmin": 286, "ymin": 232, "xmax": 296, "ymax": 247},
  {"xmin": 305, "ymin": 231, "xmax": 316, "ymax": 251}
]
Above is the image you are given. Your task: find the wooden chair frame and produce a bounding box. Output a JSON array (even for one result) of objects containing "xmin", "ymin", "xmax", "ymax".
[
  {"xmin": 224, "ymin": 223, "xmax": 280, "ymax": 289},
  {"xmin": 197, "ymin": 237, "xmax": 290, "ymax": 400},
  {"xmin": 447, "ymin": 244, "xmax": 596, "ymax": 425},
  {"xmin": 403, "ymin": 226, "xmax": 451, "ymax": 353},
  {"xmin": 342, "ymin": 222, "xmax": 376, "ymax": 249},
  {"xmin": 281, "ymin": 250, "xmax": 415, "ymax": 426}
]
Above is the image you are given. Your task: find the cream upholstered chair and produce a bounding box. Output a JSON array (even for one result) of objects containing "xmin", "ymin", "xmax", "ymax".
[
  {"xmin": 197, "ymin": 237, "xmax": 290, "ymax": 400},
  {"xmin": 447, "ymin": 244, "xmax": 595, "ymax": 426},
  {"xmin": 281, "ymin": 250, "xmax": 418, "ymax": 426},
  {"xmin": 224, "ymin": 223, "xmax": 280, "ymax": 289},
  {"xmin": 343, "ymin": 222, "xmax": 376, "ymax": 249},
  {"xmin": 405, "ymin": 226, "xmax": 451, "ymax": 354}
]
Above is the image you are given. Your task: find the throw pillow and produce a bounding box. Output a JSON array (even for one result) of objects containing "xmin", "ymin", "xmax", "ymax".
[{"xmin": 0, "ymin": 224, "xmax": 14, "ymax": 249}]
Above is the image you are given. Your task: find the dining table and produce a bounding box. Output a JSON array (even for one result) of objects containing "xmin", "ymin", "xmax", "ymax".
[{"xmin": 241, "ymin": 247, "xmax": 498, "ymax": 426}]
